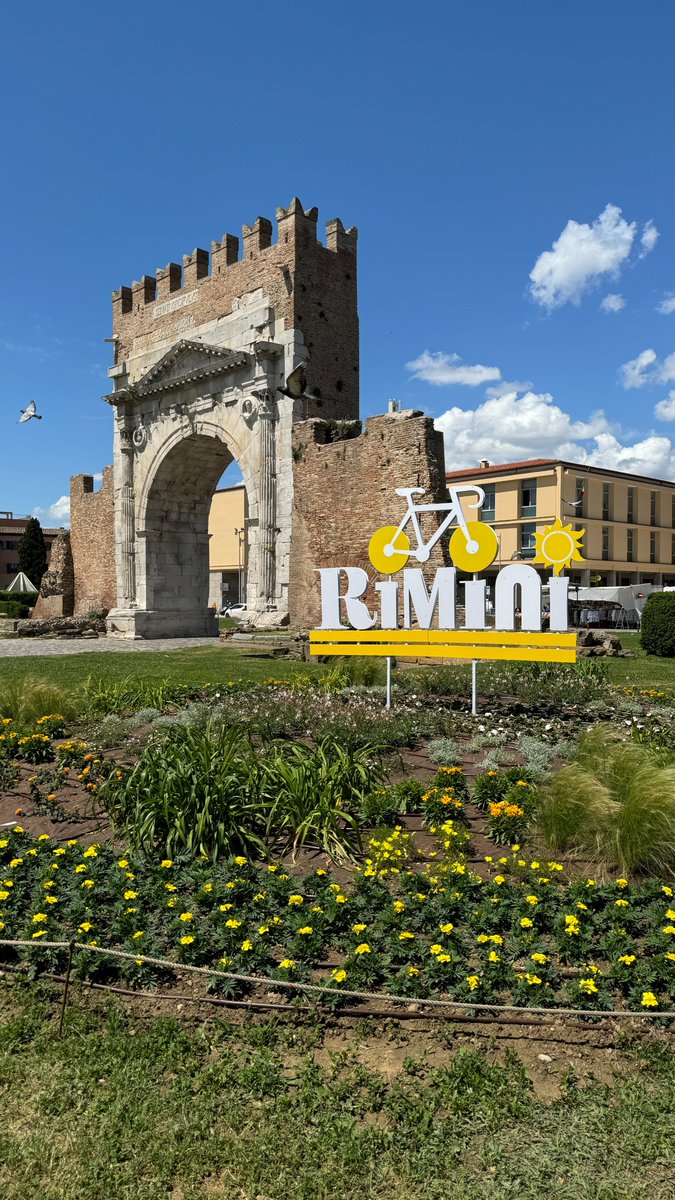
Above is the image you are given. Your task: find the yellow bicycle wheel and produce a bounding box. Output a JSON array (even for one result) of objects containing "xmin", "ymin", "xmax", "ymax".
[
  {"xmin": 449, "ymin": 521, "xmax": 498, "ymax": 572},
  {"xmin": 368, "ymin": 525, "xmax": 411, "ymax": 574}
]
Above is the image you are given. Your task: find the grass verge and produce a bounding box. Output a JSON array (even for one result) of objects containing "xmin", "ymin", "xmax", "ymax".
[{"xmin": 0, "ymin": 983, "xmax": 673, "ymax": 1200}]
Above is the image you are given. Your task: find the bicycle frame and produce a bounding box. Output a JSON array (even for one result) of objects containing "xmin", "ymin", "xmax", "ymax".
[{"xmin": 389, "ymin": 485, "xmax": 485, "ymax": 563}]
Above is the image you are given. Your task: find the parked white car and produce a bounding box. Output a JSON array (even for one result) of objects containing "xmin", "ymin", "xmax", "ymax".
[{"xmin": 221, "ymin": 602, "xmax": 248, "ymax": 620}]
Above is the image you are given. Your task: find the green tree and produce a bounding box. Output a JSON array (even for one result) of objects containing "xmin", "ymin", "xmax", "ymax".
[
  {"xmin": 18, "ymin": 517, "xmax": 48, "ymax": 589},
  {"xmin": 640, "ymin": 592, "xmax": 675, "ymax": 657}
]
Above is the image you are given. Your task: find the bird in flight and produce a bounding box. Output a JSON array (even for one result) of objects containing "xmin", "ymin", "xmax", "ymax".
[
  {"xmin": 277, "ymin": 363, "xmax": 322, "ymax": 414},
  {"xmin": 18, "ymin": 401, "xmax": 43, "ymax": 424}
]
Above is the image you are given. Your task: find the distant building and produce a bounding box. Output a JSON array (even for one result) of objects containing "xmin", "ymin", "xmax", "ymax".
[
  {"xmin": 0, "ymin": 513, "xmax": 64, "ymax": 586},
  {"xmin": 208, "ymin": 485, "xmax": 247, "ymax": 608},
  {"xmin": 446, "ymin": 459, "xmax": 675, "ymax": 587}
]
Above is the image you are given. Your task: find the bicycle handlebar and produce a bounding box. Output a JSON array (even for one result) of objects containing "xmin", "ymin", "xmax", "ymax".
[{"xmin": 394, "ymin": 487, "xmax": 426, "ymax": 498}]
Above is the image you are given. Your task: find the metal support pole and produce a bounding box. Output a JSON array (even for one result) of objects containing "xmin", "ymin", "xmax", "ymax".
[
  {"xmin": 386, "ymin": 656, "xmax": 392, "ymax": 709},
  {"xmin": 471, "ymin": 660, "xmax": 478, "ymax": 717}
]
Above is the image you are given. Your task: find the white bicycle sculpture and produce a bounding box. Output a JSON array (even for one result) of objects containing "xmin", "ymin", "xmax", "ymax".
[{"xmin": 368, "ymin": 485, "xmax": 499, "ymax": 574}]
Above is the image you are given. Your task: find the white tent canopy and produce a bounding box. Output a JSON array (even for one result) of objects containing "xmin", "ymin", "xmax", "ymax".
[
  {"xmin": 569, "ymin": 583, "xmax": 657, "ymax": 614},
  {"xmin": 6, "ymin": 572, "xmax": 38, "ymax": 594}
]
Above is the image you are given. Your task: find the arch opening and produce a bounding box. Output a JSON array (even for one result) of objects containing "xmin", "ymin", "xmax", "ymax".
[{"xmin": 142, "ymin": 433, "xmax": 247, "ymax": 622}]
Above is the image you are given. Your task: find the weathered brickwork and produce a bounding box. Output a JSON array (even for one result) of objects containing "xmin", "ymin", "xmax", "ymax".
[
  {"xmin": 33, "ymin": 531, "xmax": 75, "ymax": 618},
  {"xmin": 289, "ymin": 412, "xmax": 448, "ymax": 627},
  {"xmin": 112, "ymin": 199, "xmax": 359, "ymax": 422},
  {"xmin": 69, "ymin": 468, "xmax": 116, "ymax": 615}
]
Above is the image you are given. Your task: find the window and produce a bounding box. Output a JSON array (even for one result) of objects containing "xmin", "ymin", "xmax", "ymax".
[
  {"xmin": 651, "ymin": 491, "xmax": 657, "ymax": 525},
  {"xmin": 627, "ymin": 528, "xmax": 635, "ymax": 562},
  {"xmin": 5, "ymin": 563, "xmax": 19, "ymax": 575},
  {"xmin": 481, "ymin": 487, "xmax": 495, "ymax": 522},
  {"xmin": 602, "ymin": 481, "xmax": 610, "ymax": 520},
  {"xmin": 574, "ymin": 476, "xmax": 585, "ymax": 517},
  {"xmin": 520, "ymin": 482, "xmax": 537, "ymax": 518},
  {"xmin": 2, "ymin": 540, "xmax": 17, "ymax": 551},
  {"xmin": 627, "ymin": 487, "xmax": 635, "ymax": 523},
  {"xmin": 602, "ymin": 526, "xmax": 610, "ymax": 560},
  {"xmin": 650, "ymin": 531, "xmax": 657, "ymax": 564},
  {"xmin": 520, "ymin": 523, "xmax": 537, "ymax": 558}
]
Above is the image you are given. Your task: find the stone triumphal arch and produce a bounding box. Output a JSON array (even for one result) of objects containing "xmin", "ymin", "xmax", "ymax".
[{"xmin": 102, "ymin": 199, "xmax": 359, "ymax": 637}]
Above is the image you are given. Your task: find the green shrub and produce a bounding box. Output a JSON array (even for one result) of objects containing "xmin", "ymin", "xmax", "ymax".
[
  {"xmin": 537, "ymin": 725, "xmax": 675, "ymax": 875},
  {"xmin": 641, "ymin": 593, "xmax": 675, "ymax": 657},
  {"xmin": 427, "ymin": 737, "xmax": 462, "ymax": 766},
  {"xmin": 0, "ymin": 600, "xmax": 28, "ymax": 619}
]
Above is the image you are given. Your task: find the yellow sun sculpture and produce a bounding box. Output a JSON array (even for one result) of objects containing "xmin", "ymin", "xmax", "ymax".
[{"xmin": 533, "ymin": 518, "xmax": 585, "ymax": 576}]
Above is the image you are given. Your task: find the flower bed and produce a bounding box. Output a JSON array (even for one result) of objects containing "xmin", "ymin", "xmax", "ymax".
[{"xmin": 1, "ymin": 825, "xmax": 673, "ymax": 1014}]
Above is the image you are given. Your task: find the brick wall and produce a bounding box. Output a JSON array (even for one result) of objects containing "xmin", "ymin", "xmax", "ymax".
[
  {"xmin": 112, "ymin": 199, "xmax": 359, "ymax": 422},
  {"xmin": 289, "ymin": 412, "xmax": 448, "ymax": 627},
  {"xmin": 70, "ymin": 467, "xmax": 116, "ymax": 615}
]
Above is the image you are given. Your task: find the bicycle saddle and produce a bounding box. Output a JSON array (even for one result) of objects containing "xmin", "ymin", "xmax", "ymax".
[{"xmin": 394, "ymin": 486, "xmax": 425, "ymax": 498}]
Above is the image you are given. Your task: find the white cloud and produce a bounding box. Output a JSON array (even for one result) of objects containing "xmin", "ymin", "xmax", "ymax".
[
  {"xmin": 639, "ymin": 220, "xmax": 659, "ymax": 258},
  {"xmin": 485, "ymin": 379, "xmax": 533, "ymax": 399},
  {"xmin": 436, "ymin": 387, "xmax": 675, "ymax": 480},
  {"xmin": 621, "ymin": 348, "xmax": 675, "ymax": 389},
  {"xmin": 657, "ymin": 293, "xmax": 675, "ymax": 315},
  {"xmin": 655, "ymin": 391, "xmax": 675, "ymax": 422},
  {"xmin": 600, "ymin": 293, "xmax": 625, "ymax": 313},
  {"xmin": 529, "ymin": 204, "xmax": 636, "ymax": 310},
  {"xmin": 620, "ymin": 348, "xmax": 658, "ymax": 388},
  {"xmin": 406, "ymin": 351, "xmax": 501, "ymax": 387},
  {"xmin": 33, "ymin": 496, "xmax": 70, "ymax": 526}
]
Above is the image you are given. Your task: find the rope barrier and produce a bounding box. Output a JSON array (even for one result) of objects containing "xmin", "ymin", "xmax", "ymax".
[{"xmin": 1, "ymin": 938, "xmax": 672, "ymax": 1023}]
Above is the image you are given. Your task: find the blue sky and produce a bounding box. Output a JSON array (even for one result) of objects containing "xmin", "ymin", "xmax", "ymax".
[{"xmin": 2, "ymin": 0, "xmax": 675, "ymax": 525}]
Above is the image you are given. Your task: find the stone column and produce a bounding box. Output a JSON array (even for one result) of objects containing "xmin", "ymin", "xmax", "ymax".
[
  {"xmin": 117, "ymin": 420, "xmax": 137, "ymax": 607},
  {"xmin": 257, "ymin": 390, "xmax": 277, "ymax": 606}
]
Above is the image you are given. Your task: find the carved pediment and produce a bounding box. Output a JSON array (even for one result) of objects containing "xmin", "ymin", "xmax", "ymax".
[{"xmin": 134, "ymin": 340, "xmax": 251, "ymax": 396}]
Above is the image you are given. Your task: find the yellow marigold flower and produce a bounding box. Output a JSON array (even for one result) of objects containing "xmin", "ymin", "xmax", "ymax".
[
  {"xmin": 46, "ymin": 896, "xmax": 58, "ymax": 905},
  {"xmin": 666, "ymin": 909, "xmax": 675, "ymax": 921},
  {"xmin": 38, "ymin": 834, "xmax": 50, "ymax": 842},
  {"xmin": 525, "ymin": 973, "xmax": 542, "ymax": 986},
  {"xmin": 126, "ymin": 907, "xmax": 136, "ymax": 914},
  {"xmin": 399, "ymin": 931, "xmax": 415, "ymax": 941},
  {"xmin": 219, "ymin": 956, "xmax": 232, "ymax": 967},
  {"xmin": 82, "ymin": 880, "xmax": 94, "ymax": 889},
  {"xmin": 618, "ymin": 954, "xmax": 636, "ymax": 965},
  {"xmin": 258, "ymin": 925, "xmax": 269, "ymax": 935},
  {"xmin": 241, "ymin": 940, "xmax": 253, "ymax": 951},
  {"xmin": 393, "ymin": 901, "xmax": 405, "ymax": 913},
  {"xmin": 271, "ymin": 916, "xmax": 283, "ymax": 926},
  {"xmin": 577, "ymin": 902, "xmax": 588, "ymax": 910},
  {"xmin": 662, "ymin": 886, "xmax": 673, "ymax": 897},
  {"xmin": 43, "ymin": 880, "xmax": 54, "ymax": 889},
  {"xmin": 437, "ymin": 953, "xmax": 452, "ymax": 963},
  {"xmin": 297, "ymin": 926, "xmax": 313, "ymax": 935},
  {"xmin": 167, "ymin": 898, "xmax": 177, "ymax": 908},
  {"xmin": 439, "ymin": 922, "xmax": 454, "ymax": 934},
  {"xmin": 525, "ymin": 895, "xmax": 538, "ymax": 906},
  {"xmin": 616, "ymin": 878, "xmax": 628, "ymax": 888},
  {"xmin": 279, "ymin": 959, "xmax": 296, "ymax": 970},
  {"xmin": 494, "ymin": 875, "xmax": 506, "ymax": 885},
  {"xmin": 132, "ymin": 931, "xmax": 144, "ymax": 940},
  {"xmin": 233, "ymin": 856, "xmax": 247, "ymax": 866},
  {"xmin": 665, "ymin": 952, "xmax": 675, "ymax": 962},
  {"xmin": 520, "ymin": 917, "xmax": 534, "ymax": 928},
  {"xmin": 117, "ymin": 859, "xmax": 129, "ymax": 869},
  {"xmin": 466, "ymin": 975, "xmax": 480, "ymax": 991},
  {"xmin": 83, "ymin": 847, "xmax": 98, "ymax": 858},
  {"xmin": 9, "ymin": 858, "xmax": 22, "ymax": 868},
  {"xmin": 310, "ymin": 905, "xmax": 323, "ymax": 913},
  {"xmin": 219, "ymin": 903, "xmax": 233, "ymax": 912},
  {"xmin": 332, "ymin": 968, "xmax": 347, "ymax": 982},
  {"xmin": 54, "ymin": 849, "xmax": 66, "ymax": 857},
  {"xmin": 429, "ymin": 944, "xmax": 443, "ymax": 955},
  {"xmin": 267, "ymin": 865, "xmax": 278, "ymax": 873},
  {"xmin": 74, "ymin": 864, "xmax": 87, "ymax": 874},
  {"xmin": 662, "ymin": 926, "xmax": 675, "ymax": 935},
  {"xmin": 225, "ymin": 918, "xmax": 241, "ymax": 928},
  {"xmin": 32, "ymin": 930, "xmax": 47, "ymax": 939},
  {"xmin": 288, "ymin": 894, "xmax": 304, "ymax": 906},
  {"xmin": 488, "ymin": 951, "xmax": 500, "ymax": 963},
  {"xmin": 32, "ymin": 913, "xmax": 47, "ymax": 923},
  {"xmin": 78, "ymin": 922, "xmax": 93, "ymax": 933},
  {"xmin": 352, "ymin": 923, "xmax": 367, "ymax": 933},
  {"xmin": 354, "ymin": 943, "xmax": 371, "ymax": 955},
  {"xmin": 335, "ymin": 894, "xmax": 347, "ymax": 904},
  {"xmin": 641, "ymin": 991, "xmax": 659, "ymax": 1008},
  {"xmin": 165, "ymin": 883, "xmax": 176, "ymax": 892},
  {"xmin": 407, "ymin": 966, "xmax": 420, "ymax": 976},
  {"xmin": 180, "ymin": 935, "xmax": 195, "ymax": 945},
  {"xmin": 179, "ymin": 912, "xmax": 193, "ymax": 922},
  {"xmin": 315, "ymin": 868, "xmax": 326, "ymax": 876},
  {"xmin": 124, "ymin": 890, "xmax": 138, "ymax": 901},
  {"xmin": 579, "ymin": 977, "xmax": 598, "ymax": 995},
  {"xmin": 202, "ymin": 883, "xmax": 213, "ymax": 894}
]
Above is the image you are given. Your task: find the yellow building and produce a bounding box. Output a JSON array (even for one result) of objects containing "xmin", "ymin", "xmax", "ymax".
[
  {"xmin": 446, "ymin": 458, "xmax": 675, "ymax": 587},
  {"xmin": 208, "ymin": 484, "xmax": 247, "ymax": 607}
]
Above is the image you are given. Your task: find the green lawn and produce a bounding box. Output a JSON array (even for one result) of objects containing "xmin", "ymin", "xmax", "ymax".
[
  {"xmin": 0, "ymin": 645, "xmax": 319, "ymax": 692},
  {"xmin": 605, "ymin": 632, "xmax": 675, "ymax": 691},
  {"xmin": 0, "ymin": 985, "xmax": 673, "ymax": 1200}
]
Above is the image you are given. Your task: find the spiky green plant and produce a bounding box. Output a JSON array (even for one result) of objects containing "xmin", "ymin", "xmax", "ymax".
[{"xmin": 0, "ymin": 676, "xmax": 74, "ymax": 723}]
